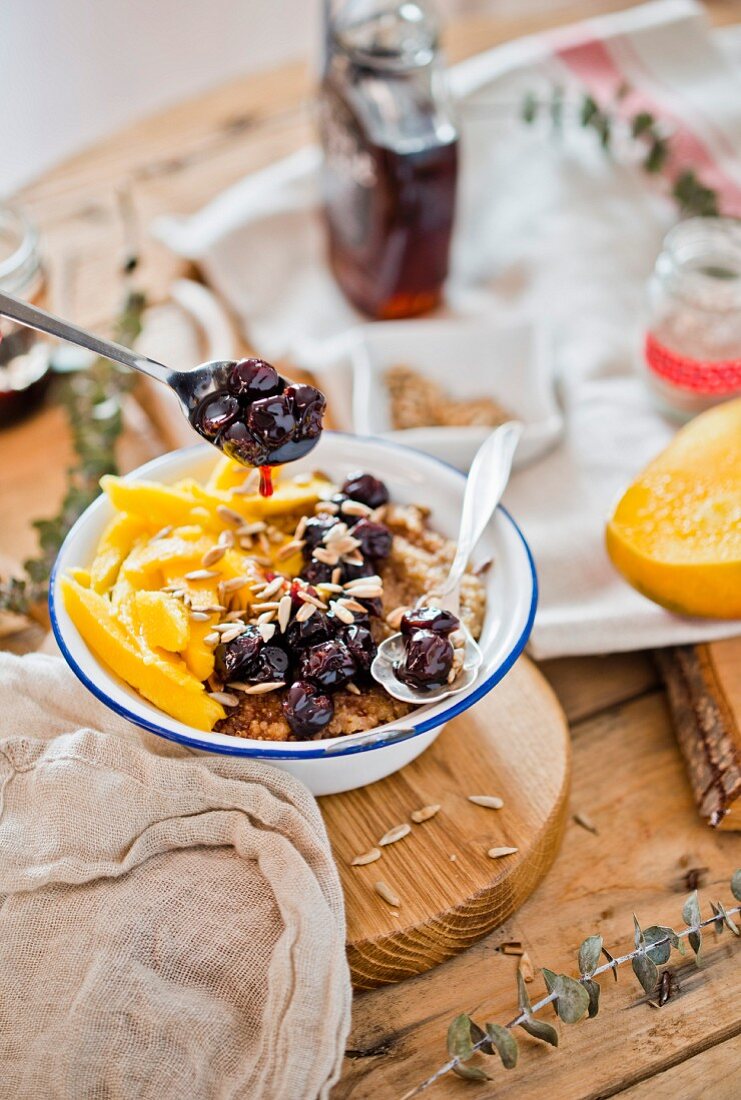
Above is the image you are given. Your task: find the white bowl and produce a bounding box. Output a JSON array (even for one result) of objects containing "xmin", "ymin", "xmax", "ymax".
[
  {"xmin": 50, "ymin": 433, "xmax": 537, "ymax": 795},
  {"xmin": 349, "ymin": 318, "xmax": 563, "ymax": 471}
]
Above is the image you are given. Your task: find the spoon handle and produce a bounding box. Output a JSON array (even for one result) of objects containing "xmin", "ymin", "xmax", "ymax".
[
  {"xmin": 0, "ymin": 290, "xmax": 173, "ymax": 384},
  {"xmin": 439, "ymin": 421, "xmax": 523, "ymax": 611}
]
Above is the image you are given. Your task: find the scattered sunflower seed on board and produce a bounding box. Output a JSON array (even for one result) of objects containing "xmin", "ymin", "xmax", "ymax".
[
  {"xmin": 468, "ymin": 795, "xmax": 504, "ymax": 809},
  {"xmin": 351, "ymin": 848, "xmax": 382, "ymax": 866},
  {"xmin": 378, "ymin": 823, "xmax": 411, "ymax": 846},
  {"xmin": 519, "ymin": 951, "xmax": 535, "ymax": 983},
  {"xmin": 374, "ymin": 881, "xmax": 401, "ymax": 907},
  {"xmin": 488, "ymin": 846, "xmax": 518, "ymax": 859},
  {"xmin": 410, "ymin": 804, "xmax": 440, "ymax": 824}
]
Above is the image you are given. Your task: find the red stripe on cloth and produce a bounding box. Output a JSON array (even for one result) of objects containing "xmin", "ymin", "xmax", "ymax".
[{"xmin": 554, "ymin": 37, "xmax": 741, "ymax": 216}]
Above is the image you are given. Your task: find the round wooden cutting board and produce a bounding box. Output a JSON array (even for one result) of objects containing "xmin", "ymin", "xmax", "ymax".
[{"xmin": 320, "ymin": 656, "xmax": 570, "ymax": 989}]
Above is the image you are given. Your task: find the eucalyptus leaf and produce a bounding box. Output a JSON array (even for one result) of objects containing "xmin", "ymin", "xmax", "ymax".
[
  {"xmin": 452, "ymin": 1062, "xmax": 491, "ymax": 1082},
  {"xmin": 632, "ymin": 953, "xmax": 658, "ymax": 996},
  {"xmin": 602, "ymin": 946, "xmax": 619, "ymax": 982},
  {"xmin": 469, "ymin": 1019, "xmax": 494, "ymax": 1056},
  {"xmin": 520, "ymin": 1017, "xmax": 559, "ymax": 1047},
  {"xmin": 633, "ymin": 914, "xmax": 643, "ymax": 950},
  {"xmin": 710, "ymin": 902, "xmax": 725, "ymax": 935},
  {"xmin": 584, "ymin": 978, "xmax": 601, "ymax": 1018},
  {"xmin": 688, "ymin": 929, "xmax": 703, "ymax": 966},
  {"xmin": 717, "ymin": 901, "xmax": 740, "ymax": 937},
  {"xmin": 447, "ymin": 1014, "xmax": 475, "ymax": 1062},
  {"xmin": 552, "ymin": 975, "xmax": 590, "ymax": 1024},
  {"xmin": 516, "ymin": 968, "xmax": 531, "ymax": 1013},
  {"xmin": 484, "ymin": 1023, "xmax": 518, "ymax": 1069},
  {"xmin": 682, "ymin": 890, "xmax": 701, "ymax": 929},
  {"xmin": 578, "ymin": 935, "xmax": 603, "ymax": 976},
  {"xmin": 643, "ymin": 926, "xmax": 672, "ymax": 965},
  {"xmin": 541, "ymin": 968, "xmax": 558, "ymax": 994},
  {"xmin": 732, "ymin": 869, "xmax": 741, "ymax": 902}
]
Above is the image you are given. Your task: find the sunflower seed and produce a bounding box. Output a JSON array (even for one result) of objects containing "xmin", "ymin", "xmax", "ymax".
[
  {"xmin": 239, "ymin": 537, "xmax": 254, "ymax": 550},
  {"xmin": 386, "ymin": 606, "xmax": 409, "ymax": 631},
  {"xmin": 221, "ymin": 575, "xmax": 251, "ymax": 594},
  {"xmin": 217, "ymin": 505, "xmax": 244, "ymax": 526},
  {"xmin": 224, "ymin": 610, "xmax": 247, "ymax": 622},
  {"xmin": 208, "ymin": 691, "xmax": 239, "ymax": 707},
  {"xmin": 293, "ymin": 472, "xmax": 312, "ymax": 486},
  {"xmin": 151, "ymin": 525, "xmax": 173, "ymax": 541},
  {"xmin": 330, "ymin": 600, "xmax": 355, "ymax": 625},
  {"xmin": 469, "ymin": 795, "xmax": 504, "ymax": 810},
  {"xmin": 258, "ymin": 622, "xmax": 276, "ymax": 644},
  {"xmin": 379, "ymin": 823, "xmax": 411, "ymax": 847},
  {"xmin": 341, "ymin": 598, "xmax": 368, "ymax": 614},
  {"xmin": 343, "ymin": 584, "xmax": 383, "ymax": 599},
  {"xmin": 451, "ymin": 631, "xmax": 466, "ymax": 649},
  {"xmin": 221, "ymin": 626, "xmax": 246, "ymax": 644},
  {"xmin": 189, "ymin": 610, "xmax": 211, "ymax": 622},
  {"xmin": 346, "ymin": 681, "xmax": 361, "ymax": 696},
  {"xmin": 341, "ymin": 499, "xmax": 372, "ymax": 517},
  {"xmin": 331, "ymin": 567, "xmax": 342, "ymax": 585},
  {"xmin": 237, "ymin": 521, "xmax": 267, "ymax": 537},
  {"xmin": 313, "ymin": 546, "xmax": 340, "ymax": 566},
  {"xmin": 253, "ymin": 600, "xmax": 280, "ymax": 612},
  {"xmin": 259, "ymin": 576, "xmax": 286, "ymax": 601},
  {"xmin": 488, "ymin": 846, "xmax": 518, "ymax": 859},
  {"xmin": 410, "ymin": 804, "xmax": 440, "ymax": 824},
  {"xmin": 294, "ymin": 601, "xmax": 316, "ymax": 623},
  {"xmin": 519, "ymin": 951, "xmax": 534, "ymax": 983},
  {"xmin": 344, "ymin": 574, "xmax": 382, "ymax": 589},
  {"xmin": 297, "ymin": 590, "xmax": 327, "ymax": 609},
  {"xmin": 295, "ymin": 515, "xmax": 308, "ymax": 539},
  {"xmin": 202, "ymin": 544, "xmax": 227, "ymax": 568},
  {"xmin": 447, "ymin": 668, "xmax": 457, "ymax": 684},
  {"xmin": 242, "ymin": 681, "xmax": 284, "ymax": 695},
  {"xmin": 161, "ymin": 583, "xmax": 181, "ymax": 593},
  {"xmin": 573, "ymin": 811, "xmax": 598, "ymax": 835},
  {"xmin": 374, "ymin": 881, "xmax": 401, "ymax": 907},
  {"xmin": 204, "ymin": 632, "xmax": 220, "ymax": 647},
  {"xmin": 218, "ymin": 529, "xmax": 236, "ymax": 549},
  {"xmin": 257, "ymin": 610, "xmax": 276, "ymax": 625},
  {"xmin": 203, "ymin": 604, "xmax": 227, "ymax": 614},
  {"xmin": 351, "ymin": 848, "xmax": 381, "ymax": 866},
  {"xmin": 277, "ymin": 539, "xmax": 305, "ymax": 561},
  {"xmin": 317, "ymin": 582, "xmax": 344, "ymax": 595},
  {"xmin": 184, "ymin": 568, "xmax": 221, "ymax": 582}
]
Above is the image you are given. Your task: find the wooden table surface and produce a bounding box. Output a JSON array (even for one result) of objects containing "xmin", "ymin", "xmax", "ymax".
[{"xmin": 3, "ymin": 2, "xmax": 739, "ymax": 1097}]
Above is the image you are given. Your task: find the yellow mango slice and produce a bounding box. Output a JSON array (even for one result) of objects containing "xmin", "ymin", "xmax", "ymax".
[
  {"xmin": 68, "ymin": 567, "xmax": 91, "ymax": 587},
  {"xmin": 90, "ymin": 512, "xmax": 148, "ymax": 593},
  {"xmin": 606, "ymin": 398, "xmax": 741, "ymax": 618},
  {"xmin": 61, "ymin": 578, "xmax": 224, "ymax": 730},
  {"xmin": 131, "ymin": 590, "xmax": 190, "ymax": 652},
  {"xmin": 206, "ymin": 457, "xmax": 285, "ymax": 493},
  {"xmin": 121, "ymin": 535, "xmax": 214, "ymax": 586},
  {"xmin": 100, "ymin": 476, "xmax": 211, "ymax": 530},
  {"xmin": 189, "ymin": 472, "xmax": 332, "ymax": 520}
]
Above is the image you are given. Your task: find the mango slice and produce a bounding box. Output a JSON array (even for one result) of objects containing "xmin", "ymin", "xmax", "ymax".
[
  {"xmin": 90, "ymin": 513, "xmax": 148, "ymax": 593},
  {"xmin": 100, "ymin": 476, "xmax": 208, "ymax": 530},
  {"xmin": 131, "ymin": 590, "xmax": 190, "ymax": 652},
  {"xmin": 61, "ymin": 578, "xmax": 225, "ymax": 729},
  {"xmin": 606, "ymin": 398, "xmax": 741, "ymax": 618}
]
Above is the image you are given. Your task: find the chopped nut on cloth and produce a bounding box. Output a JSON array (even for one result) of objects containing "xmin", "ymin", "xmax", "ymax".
[{"xmin": 0, "ymin": 653, "xmax": 351, "ymax": 1100}]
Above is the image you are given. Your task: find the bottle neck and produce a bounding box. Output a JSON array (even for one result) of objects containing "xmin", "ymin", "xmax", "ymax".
[
  {"xmin": 656, "ymin": 216, "xmax": 741, "ymax": 314},
  {"xmin": 325, "ymin": 0, "xmax": 438, "ymax": 73}
]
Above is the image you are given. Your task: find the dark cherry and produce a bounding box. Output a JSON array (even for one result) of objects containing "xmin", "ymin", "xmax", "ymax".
[
  {"xmin": 400, "ymin": 607, "xmax": 460, "ymax": 636},
  {"xmin": 285, "ymin": 610, "xmax": 335, "ymax": 652},
  {"xmin": 247, "ymin": 644, "xmax": 291, "ymax": 684},
  {"xmin": 301, "ymin": 559, "xmax": 335, "ymax": 587},
  {"xmin": 214, "ymin": 626, "xmax": 264, "ymax": 681},
  {"xmin": 195, "ymin": 392, "xmax": 240, "ymax": 438},
  {"xmin": 351, "ymin": 519, "xmax": 392, "ymax": 560},
  {"xmin": 219, "ymin": 420, "xmax": 264, "ymax": 466},
  {"xmin": 285, "ymin": 383, "xmax": 326, "ymax": 439},
  {"xmin": 298, "ymin": 639, "xmax": 356, "ymax": 691},
  {"xmin": 340, "ymin": 558, "xmax": 376, "ymax": 583},
  {"xmin": 302, "ymin": 514, "xmax": 339, "ymax": 553},
  {"xmin": 395, "ymin": 629, "xmax": 454, "ymax": 691},
  {"xmin": 246, "ymin": 394, "xmax": 297, "ymax": 448},
  {"xmin": 340, "ymin": 622, "xmax": 377, "ymax": 677},
  {"xmin": 282, "ymin": 680, "xmax": 334, "ymax": 737},
  {"xmin": 227, "ymin": 358, "xmax": 282, "ymax": 401},
  {"xmin": 356, "ymin": 596, "xmax": 383, "ymax": 619},
  {"xmin": 341, "ymin": 472, "xmax": 389, "ymax": 509}
]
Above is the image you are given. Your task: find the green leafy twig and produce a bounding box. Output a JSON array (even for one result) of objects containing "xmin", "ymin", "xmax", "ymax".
[
  {"xmin": 404, "ymin": 870, "xmax": 741, "ymax": 1097},
  {"xmin": 0, "ymin": 288, "xmax": 146, "ymax": 617},
  {"xmin": 521, "ymin": 84, "xmax": 720, "ymax": 218}
]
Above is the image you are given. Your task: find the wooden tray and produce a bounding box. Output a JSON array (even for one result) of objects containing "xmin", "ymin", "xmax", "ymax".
[{"xmin": 320, "ymin": 656, "xmax": 570, "ymax": 988}]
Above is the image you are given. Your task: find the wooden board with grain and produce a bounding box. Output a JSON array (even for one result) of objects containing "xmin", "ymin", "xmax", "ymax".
[{"xmin": 321, "ymin": 656, "xmax": 570, "ymax": 988}]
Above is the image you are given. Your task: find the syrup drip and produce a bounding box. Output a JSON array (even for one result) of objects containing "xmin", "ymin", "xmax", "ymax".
[{"xmin": 259, "ymin": 465, "xmax": 274, "ymax": 498}]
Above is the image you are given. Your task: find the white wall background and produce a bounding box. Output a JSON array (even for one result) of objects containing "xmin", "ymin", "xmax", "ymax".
[{"xmin": 0, "ymin": 1, "xmax": 568, "ymax": 197}]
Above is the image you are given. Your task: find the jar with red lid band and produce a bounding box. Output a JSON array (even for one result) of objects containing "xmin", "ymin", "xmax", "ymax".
[
  {"xmin": 0, "ymin": 206, "xmax": 51, "ymax": 427},
  {"xmin": 644, "ymin": 217, "xmax": 741, "ymax": 420}
]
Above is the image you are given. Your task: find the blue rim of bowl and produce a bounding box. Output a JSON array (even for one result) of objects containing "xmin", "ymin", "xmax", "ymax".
[{"xmin": 49, "ymin": 433, "xmax": 538, "ymax": 760}]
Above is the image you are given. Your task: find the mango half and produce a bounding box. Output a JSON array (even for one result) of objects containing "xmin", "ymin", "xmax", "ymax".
[{"xmin": 606, "ymin": 398, "xmax": 741, "ymax": 619}]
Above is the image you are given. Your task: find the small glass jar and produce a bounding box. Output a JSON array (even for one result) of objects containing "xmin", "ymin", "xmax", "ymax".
[
  {"xmin": 0, "ymin": 206, "xmax": 51, "ymax": 427},
  {"xmin": 644, "ymin": 217, "xmax": 741, "ymax": 421}
]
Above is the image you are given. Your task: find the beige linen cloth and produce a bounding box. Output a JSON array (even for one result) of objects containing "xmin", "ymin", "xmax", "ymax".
[{"xmin": 0, "ymin": 652, "xmax": 352, "ymax": 1100}]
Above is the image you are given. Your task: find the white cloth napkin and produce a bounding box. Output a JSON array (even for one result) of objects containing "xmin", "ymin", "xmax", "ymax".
[{"xmin": 154, "ymin": 0, "xmax": 741, "ymax": 659}]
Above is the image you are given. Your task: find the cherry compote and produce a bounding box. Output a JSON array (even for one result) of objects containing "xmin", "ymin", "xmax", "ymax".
[
  {"xmin": 341, "ymin": 472, "xmax": 389, "ymax": 509},
  {"xmin": 400, "ymin": 607, "xmax": 459, "ymax": 635},
  {"xmin": 191, "ymin": 356, "xmax": 326, "ymax": 496},
  {"xmin": 298, "ymin": 639, "xmax": 356, "ymax": 691},
  {"xmin": 282, "ymin": 681, "xmax": 334, "ymax": 737},
  {"xmin": 395, "ymin": 626, "xmax": 456, "ymax": 692},
  {"xmin": 214, "ymin": 626, "xmax": 264, "ymax": 681}
]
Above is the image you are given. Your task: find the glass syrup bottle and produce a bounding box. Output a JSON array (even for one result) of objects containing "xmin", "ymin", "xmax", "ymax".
[{"xmin": 318, "ymin": 0, "xmax": 459, "ymax": 320}]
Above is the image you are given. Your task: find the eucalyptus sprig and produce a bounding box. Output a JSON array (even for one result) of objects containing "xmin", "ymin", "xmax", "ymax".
[
  {"xmin": 521, "ymin": 84, "xmax": 720, "ymax": 218},
  {"xmin": 404, "ymin": 870, "xmax": 741, "ymax": 1097},
  {"xmin": 0, "ymin": 287, "xmax": 146, "ymax": 618}
]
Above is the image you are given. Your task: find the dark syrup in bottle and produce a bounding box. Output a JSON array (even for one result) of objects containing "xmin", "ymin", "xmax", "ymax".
[{"xmin": 319, "ymin": 2, "xmax": 459, "ymax": 320}]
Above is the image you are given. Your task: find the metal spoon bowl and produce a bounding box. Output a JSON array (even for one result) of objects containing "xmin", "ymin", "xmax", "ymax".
[
  {"xmin": 0, "ymin": 290, "xmax": 322, "ymax": 467},
  {"xmin": 371, "ymin": 421, "xmax": 522, "ymax": 705}
]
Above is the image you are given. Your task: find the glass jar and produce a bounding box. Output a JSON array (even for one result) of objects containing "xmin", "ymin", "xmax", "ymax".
[
  {"xmin": 318, "ymin": 0, "xmax": 459, "ymax": 320},
  {"xmin": 644, "ymin": 217, "xmax": 741, "ymax": 421},
  {"xmin": 0, "ymin": 206, "xmax": 51, "ymax": 427}
]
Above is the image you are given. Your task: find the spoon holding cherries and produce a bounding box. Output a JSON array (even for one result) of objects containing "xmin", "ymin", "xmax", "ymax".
[
  {"xmin": 372, "ymin": 421, "xmax": 523, "ymax": 705},
  {"xmin": 0, "ymin": 290, "xmax": 326, "ymax": 497}
]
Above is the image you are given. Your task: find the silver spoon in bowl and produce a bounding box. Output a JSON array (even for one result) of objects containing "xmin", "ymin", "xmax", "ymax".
[
  {"xmin": 0, "ymin": 290, "xmax": 325, "ymax": 474},
  {"xmin": 371, "ymin": 420, "xmax": 523, "ymax": 705}
]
